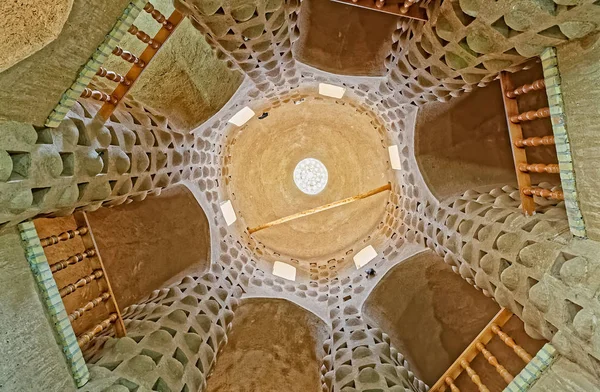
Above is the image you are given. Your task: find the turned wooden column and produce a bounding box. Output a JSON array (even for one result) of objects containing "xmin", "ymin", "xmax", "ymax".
[
  {"xmin": 506, "ymin": 79, "xmax": 546, "ymax": 98},
  {"xmin": 128, "ymin": 24, "xmax": 160, "ymax": 49},
  {"xmin": 112, "ymin": 46, "xmax": 146, "ymax": 68},
  {"xmin": 510, "ymin": 107, "xmax": 550, "ymax": 123},
  {"xmin": 491, "ymin": 324, "xmax": 533, "ymax": 363},
  {"xmin": 144, "ymin": 2, "xmax": 173, "ymax": 30},
  {"xmin": 514, "ymin": 135, "xmax": 554, "ymax": 148},
  {"xmin": 80, "ymin": 88, "xmax": 118, "ymax": 105},
  {"xmin": 40, "ymin": 226, "xmax": 88, "ymax": 247},
  {"xmin": 96, "ymin": 67, "xmax": 131, "ymax": 86}
]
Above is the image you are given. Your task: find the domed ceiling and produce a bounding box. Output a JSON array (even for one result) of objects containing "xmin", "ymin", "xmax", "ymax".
[{"xmin": 225, "ymin": 95, "xmax": 392, "ymax": 263}]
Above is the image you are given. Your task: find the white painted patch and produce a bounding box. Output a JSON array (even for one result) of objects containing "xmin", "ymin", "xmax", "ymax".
[
  {"xmin": 220, "ymin": 200, "xmax": 237, "ymax": 226},
  {"xmin": 353, "ymin": 245, "xmax": 378, "ymax": 269},
  {"xmin": 388, "ymin": 145, "xmax": 402, "ymax": 170},
  {"xmin": 273, "ymin": 261, "xmax": 297, "ymax": 281},
  {"xmin": 318, "ymin": 83, "xmax": 346, "ymax": 99},
  {"xmin": 228, "ymin": 107, "xmax": 255, "ymax": 126}
]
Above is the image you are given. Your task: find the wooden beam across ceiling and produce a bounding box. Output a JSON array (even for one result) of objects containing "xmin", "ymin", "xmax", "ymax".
[{"xmin": 330, "ymin": 0, "xmax": 427, "ymax": 21}]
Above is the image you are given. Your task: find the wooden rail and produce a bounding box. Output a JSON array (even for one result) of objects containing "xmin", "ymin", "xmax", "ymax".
[
  {"xmin": 80, "ymin": 88, "xmax": 117, "ymax": 105},
  {"xmin": 430, "ymin": 308, "xmax": 532, "ymax": 392},
  {"xmin": 518, "ymin": 163, "xmax": 559, "ymax": 174},
  {"xmin": 500, "ymin": 71, "xmax": 562, "ymax": 215},
  {"xmin": 68, "ymin": 292, "xmax": 111, "ymax": 322},
  {"xmin": 400, "ymin": 0, "xmax": 420, "ymax": 14},
  {"xmin": 96, "ymin": 66, "xmax": 130, "ymax": 86},
  {"xmin": 248, "ymin": 183, "xmax": 392, "ymax": 234},
  {"xmin": 522, "ymin": 187, "xmax": 564, "ymax": 201}
]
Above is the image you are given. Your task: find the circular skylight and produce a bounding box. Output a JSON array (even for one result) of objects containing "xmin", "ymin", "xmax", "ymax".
[{"xmin": 293, "ymin": 158, "xmax": 328, "ymax": 195}]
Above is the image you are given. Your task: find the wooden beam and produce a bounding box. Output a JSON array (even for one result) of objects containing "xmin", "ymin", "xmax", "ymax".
[
  {"xmin": 330, "ymin": 0, "xmax": 427, "ymax": 21},
  {"xmin": 500, "ymin": 71, "xmax": 536, "ymax": 216},
  {"xmin": 248, "ymin": 183, "xmax": 392, "ymax": 234}
]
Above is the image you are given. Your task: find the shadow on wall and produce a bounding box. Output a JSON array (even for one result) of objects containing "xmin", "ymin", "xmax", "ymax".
[
  {"xmin": 362, "ymin": 250, "xmax": 500, "ymax": 386},
  {"xmin": 415, "ymin": 80, "xmax": 517, "ymax": 202},
  {"xmin": 206, "ymin": 298, "xmax": 329, "ymax": 392},
  {"xmin": 362, "ymin": 250, "xmax": 547, "ymax": 390},
  {"xmin": 415, "ymin": 63, "xmax": 558, "ymax": 202},
  {"xmin": 293, "ymin": 0, "xmax": 398, "ymax": 76},
  {"xmin": 87, "ymin": 184, "xmax": 211, "ymax": 309}
]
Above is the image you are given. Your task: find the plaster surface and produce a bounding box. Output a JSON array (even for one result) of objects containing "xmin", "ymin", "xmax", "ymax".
[
  {"xmin": 99, "ymin": 0, "xmax": 243, "ymax": 132},
  {"xmin": 1, "ymin": 0, "xmax": 73, "ymax": 73},
  {"xmin": 363, "ymin": 250, "xmax": 500, "ymax": 385},
  {"xmin": 557, "ymin": 32, "xmax": 600, "ymax": 241},
  {"xmin": 529, "ymin": 356, "xmax": 600, "ymax": 392},
  {"xmin": 227, "ymin": 97, "xmax": 391, "ymax": 261},
  {"xmin": 415, "ymin": 80, "xmax": 516, "ymax": 201},
  {"xmin": 0, "ymin": 228, "xmax": 76, "ymax": 392},
  {"xmin": 206, "ymin": 297, "xmax": 328, "ymax": 392},
  {"xmin": 294, "ymin": 0, "xmax": 398, "ymax": 76},
  {"xmin": 0, "ymin": 0, "xmax": 131, "ymax": 126},
  {"xmin": 87, "ymin": 184, "xmax": 211, "ymax": 309}
]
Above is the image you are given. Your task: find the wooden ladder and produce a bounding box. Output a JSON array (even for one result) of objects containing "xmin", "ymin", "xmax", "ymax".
[
  {"xmin": 430, "ymin": 308, "xmax": 533, "ymax": 392},
  {"xmin": 500, "ymin": 71, "xmax": 563, "ymax": 216},
  {"xmin": 80, "ymin": 2, "xmax": 184, "ymax": 122},
  {"xmin": 39, "ymin": 212, "xmax": 126, "ymax": 348}
]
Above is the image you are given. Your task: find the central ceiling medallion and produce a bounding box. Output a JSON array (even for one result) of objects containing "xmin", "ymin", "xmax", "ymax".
[{"xmin": 293, "ymin": 158, "xmax": 328, "ymax": 195}]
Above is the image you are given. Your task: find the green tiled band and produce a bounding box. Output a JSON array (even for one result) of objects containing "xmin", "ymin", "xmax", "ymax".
[
  {"xmin": 540, "ymin": 47, "xmax": 586, "ymax": 238},
  {"xmin": 45, "ymin": 0, "xmax": 149, "ymax": 127},
  {"xmin": 18, "ymin": 221, "xmax": 90, "ymax": 387},
  {"xmin": 504, "ymin": 343, "xmax": 558, "ymax": 392}
]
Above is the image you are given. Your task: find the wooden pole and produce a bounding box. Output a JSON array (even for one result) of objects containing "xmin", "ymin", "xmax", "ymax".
[{"xmin": 248, "ymin": 183, "xmax": 392, "ymax": 234}]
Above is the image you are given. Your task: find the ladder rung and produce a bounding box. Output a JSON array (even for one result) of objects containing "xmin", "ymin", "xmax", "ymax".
[
  {"xmin": 518, "ymin": 163, "xmax": 559, "ymax": 174},
  {"xmin": 514, "ymin": 135, "xmax": 554, "ymax": 148},
  {"xmin": 77, "ymin": 313, "xmax": 118, "ymax": 347},
  {"xmin": 522, "ymin": 187, "xmax": 564, "ymax": 201},
  {"xmin": 510, "ymin": 107, "xmax": 550, "ymax": 123},
  {"xmin": 506, "ymin": 79, "xmax": 545, "ymax": 98},
  {"xmin": 59, "ymin": 270, "xmax": 104, "ymax": 298}
]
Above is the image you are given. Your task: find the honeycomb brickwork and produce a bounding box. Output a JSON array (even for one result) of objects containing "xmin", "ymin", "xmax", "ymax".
[
  {"xmin": 0, "ymin": 96, "xmax": 202, "ymax": 231},
  {"xmin": 5, "ymin": 0, "xmax": 600, "ymax": 388},
  {"xmin": 174, "ymin": 0, "xmax": 301, "ymax": 93},
  {"xmin": 319, "ymin": 277, "xmax": 428, "ymax": 392},
  {"xmin": 397, "ymin": 127, "xmax": 600, "ymax": 378},
  {"xmin": 81, "ymin": 266, "xmax": 243, "ymax": 391},
  {"xmin": 386, "ymin": 0, "xmax": 600, "ymax": 104}
]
